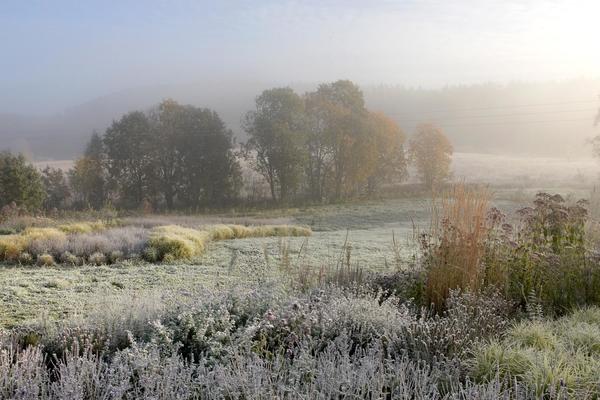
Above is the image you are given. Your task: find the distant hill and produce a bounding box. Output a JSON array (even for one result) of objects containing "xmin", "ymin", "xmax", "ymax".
[{"xmin": 1, "ymin": 78, "xmax": 599, "ymax": 160}]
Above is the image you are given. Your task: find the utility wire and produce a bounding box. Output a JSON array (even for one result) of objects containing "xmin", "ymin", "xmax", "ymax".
[
  {"xmin": 435, "ymin": 117, "xmax": 594, "ymax": 128},
  {"xmin": 395, "ymin": 108, "xmax": 598, "ymax": 123},
  {"xmin": 385, "ymin": 99, "xmax": 599, "ymax": 116}
]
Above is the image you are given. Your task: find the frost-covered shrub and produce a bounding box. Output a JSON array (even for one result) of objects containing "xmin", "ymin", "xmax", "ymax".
[
  {"xmin": 0, "ymin": 334, "xmax": 543, "ymax": 400},
  {"xmin": 108, "ymin": 250, "xmax": 124, "ymax": 264},
  {"xmin": 147, "ymin": 225, "xmax": 210, "ymax": 261},
  {"xmin": 37, "ymin": 253, "xmax": 55, "ymax": 267},
  {"xmin": 59, "ymin": 251, "xmax": 79, "ymax": 266},
  {"xmin": 87, "ymin": 252, "xmax": 106, "ymax": 266},
  {"xmin": 18, "ymin": 251, "xmax": 33, "ymax": 265}
]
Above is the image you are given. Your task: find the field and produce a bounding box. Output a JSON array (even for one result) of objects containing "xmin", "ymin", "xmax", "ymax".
[
  {"xmin": 0, "ymin": 194, "xmax": 532, "ymax": 327},
  {"xmin": 3, "ymin": 159, "xmax": 600, "ymax": 398}
]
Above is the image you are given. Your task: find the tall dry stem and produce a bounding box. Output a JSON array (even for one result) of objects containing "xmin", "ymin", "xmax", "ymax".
[{"xmin": 425, "ymin": 183, "xmax": 491, "ymax": 308}]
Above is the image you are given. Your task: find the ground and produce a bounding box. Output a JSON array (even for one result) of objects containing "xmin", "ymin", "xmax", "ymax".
[{"xmin": 0, "ymin": 195, "xmax": 533, "ymax": 327}]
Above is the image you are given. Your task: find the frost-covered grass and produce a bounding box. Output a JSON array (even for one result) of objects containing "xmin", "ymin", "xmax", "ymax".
[
  {"xmin": 473, "ymin": 308, "xmax": 600, "ymax": 398},
  {"xmin": 0, "ymin": 285, "xmax": 519, "ymax": 399},
  {"xmin": 3, "ymin": 193, "xmax": 600, "ymax": 398}
]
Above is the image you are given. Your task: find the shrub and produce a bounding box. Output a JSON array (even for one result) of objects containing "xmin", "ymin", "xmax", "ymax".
[
  {"xmin": 108, "ymin": 250, "xmax": 124, "ymax": 264},
  {"xmin": 23, "ymin": 227, "xmax": 66, "ymax": 242},
  {"xmin": 37, "ymin": 253, "xmax": 55, "ymax": 267},
  {"xmin": 59, "ymin": 251, "xmax": 80, "ymax": 266},
  {"xmin": 18, "ymin": 251, "xmax": 33, "ymax": 265},
  {"xmin": 210, "ymin": 224, "xmax": 236, "ymax": 240},
  {"xmin": 162, "ymin": 253, "xmax": 176, "ymax": 264},
  {"xmin": 66, "ymin": 227, "xmax": 148, "ymax": 259},
  {"xmin": 87, "ymin": 252, "xmax": 106, "ymax": 266},
  {"xmin": 424, "ymin": 189, "xmax": 600, "ymax": 315},
  {"xmin": 250, "ymin": 225, "xmax": 312, "ymax": 238},
  {"xmin": 0, "ymin": 284, "xmax": 529, "ymax": 399},
  {"xmin": 142, "ymin": 246, "xmax": 159, "ymax": 262},
  {"xmin": 228, "ymin": 224, "xmax": 253, "ymax": 238},
  {"xmin": 147, "ymin": 225, "xmax": 210, "ymax": 261},
  {"xmin": 208, "ymin": 224, "xmax": 311, "ymax": 241},
  {"xmin": 485, "ymin": 193, "xmax": 596, "ymax": 314},
  {"xmin": 0, "ymin": 234, "xmax": 27, "ymax": 261},
  {"xmin": 57, "ymin": 220, "xmax": 108, "ymax": 234}
]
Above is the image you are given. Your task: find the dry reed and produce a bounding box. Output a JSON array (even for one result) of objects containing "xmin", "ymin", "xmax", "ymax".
[{"xmin": 425, "ymin": 183, "xmax": 491, "ymax": 308}]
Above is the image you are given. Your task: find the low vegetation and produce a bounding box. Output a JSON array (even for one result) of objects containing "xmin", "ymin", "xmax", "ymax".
[
  {"xmin": 0, "ymin": 218, "xmax": 311, "ymax": 265},
  {"xmin": 1, "ymin": 187, "xmax": 600, "ymax": 398}
]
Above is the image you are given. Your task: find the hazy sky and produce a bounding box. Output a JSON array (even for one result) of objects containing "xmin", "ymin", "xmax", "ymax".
[{"xmin": 1, "ymin": 0, "xmax": 599, "ymax": 114}]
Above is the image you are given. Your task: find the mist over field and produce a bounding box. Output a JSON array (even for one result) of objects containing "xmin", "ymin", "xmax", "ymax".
[{"xmin": 2, "ymin": 1, "xmax": 600, "ymax": 161}]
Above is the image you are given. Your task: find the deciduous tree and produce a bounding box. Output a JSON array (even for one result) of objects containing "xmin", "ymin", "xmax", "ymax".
[
  {"xmin": 41, "ymin": 166, "xmax": 70, "ymax": 210},
  {"xmin": 0, "ymin": 152, "xmax": 45, "ymax": 211},
  {"xmin": 70, "ymin": 132, "xmax": 106, "ymax": 209},
  {"xmin": 103, "ymin": 112, "xmax": 155, "ymax": 208},
  {"xmin": 365, "ymin": 112, "xmax": 408, "ymax": 194},
  {"xmin": 409, "ymin": 123, "xmax": 453, "ymax": 189},
  {"xmin": 244, "ymin": 88, "xmax": 306, "ymax": 202}
]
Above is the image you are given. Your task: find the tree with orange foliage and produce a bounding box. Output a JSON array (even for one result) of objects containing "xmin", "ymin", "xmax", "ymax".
[
  {"xmin": 364, "ymin": 112, "xmax": 408, "ymax": 194},
  {"xmin": 409, "ymin": 123, "xmax": 453, "ymax": 189}
]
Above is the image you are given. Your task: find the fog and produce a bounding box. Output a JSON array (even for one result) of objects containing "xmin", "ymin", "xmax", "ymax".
[{"xmin": 1, "ymin": 0, "xmax": 599, "ymax": 160}]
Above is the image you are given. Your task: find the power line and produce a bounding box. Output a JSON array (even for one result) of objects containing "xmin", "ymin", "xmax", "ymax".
[
  {"xmin": 385, "ymin": 99, "xmax": 599, "ymax": 116},
  {"xmin": 395, "ymin": 108, "xmax": 598, "ymax": 123},
  {"xmin": 436, "ymin": 117, "xmax": 594, "ymax": 129}
]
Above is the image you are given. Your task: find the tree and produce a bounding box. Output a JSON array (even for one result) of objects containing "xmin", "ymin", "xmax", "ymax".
[
  {"xmin": 305, "ymin": 80, "xmax": 369, "ymax": 201},
  {"xmin": 244, "ymin": 88, "xmax": 306, "ymax": 202},
  {"xmin": 0, "ymin": 152, "xmax": 46, "ymax": 211},
  {"xmin": 41, "ymin": 166, "xmax": 70, "ymax": 210},
  {"xmin": 103, "ymin": 112, "xmax": 155, "ymax": 208},
  {"xmin": 70, "ymin": 132, "xmax": 106, "ymax": 209},
  {"xmin": 178, "ymin": 107, "xmax": 240, "ymax": 208},
  {"xmin": 409, "ymin": 123, "xmax": 453, "ymax": 189},
  {"xmin": 147, "ymin": 99, "xmax": 185, "ymax": 209},
  {"xmin": 365, "ymin": 112, "xmax": 408, "ymax": 194}
]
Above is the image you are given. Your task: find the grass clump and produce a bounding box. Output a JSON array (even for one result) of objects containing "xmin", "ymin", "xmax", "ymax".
[
  {"xmin": 57, "ymin": 220, "xmax": 110, "ymax": 234},
  {"xmin": 209, "ymin": 224, "xmax": 237, "ymax": 240},
  {"xmin": 147, "ymin": 225, "xmax": 210, "ymax": 261},
  {"xmin": 23, "ymin": 227, "xmax": 66, "ymax": 241},
  {"xmin": 18, "ymin": 252, "xmax": 33, "ymax": 265},
  {"xmin": 36, "ymin": 253, "xmax": 55, "ymax": 267},
  {"xmin": 473, "ymin": 307, "xmax": 600, "ymax": 397},
  {"xmin": 250, "ymin": 225, "xmax": 312, "ymax": 238},
  {"xmin": 423, "ymin": 184, "xmax": 491, "ymax": 308},
  {"xmin": 59, "ymin": 251, "xmax": 80, "ymax": 266},
  {"xmin": 508, "ymin": 321, "xmax": 557, "ymax": 350},
  {"xmin": 0, "ymin": 235, "xmax": 28, "ymax": 261},
  {"xmin": 87, "ymin": 252, "xmax": 106, "ymax": 266},
  {"xmin": 209, "ymin": 224, "xmax": 312, "ymax": 241}
]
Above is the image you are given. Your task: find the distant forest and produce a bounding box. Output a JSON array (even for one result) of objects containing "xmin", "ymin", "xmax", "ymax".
[{"xmin": 0, "ymin": 78, "xmax": 598, "ymax": 160}]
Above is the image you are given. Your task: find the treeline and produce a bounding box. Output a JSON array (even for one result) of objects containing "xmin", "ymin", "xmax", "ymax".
[{"xmin": 0, "ymin": 80, "xmax": 453, "ymax": 212}]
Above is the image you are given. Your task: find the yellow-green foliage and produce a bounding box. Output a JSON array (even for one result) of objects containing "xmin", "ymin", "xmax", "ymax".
[
  {"xmin": 228, "ymin": 224, "xmax": 253, "ymax": 238},
  {"xmin": 249, "ymin": 225, "xmax": 312, "ymax": 238},
  {"xmin": 0, "ymin": 235, "xmax": 28, "ymax": 261},
  {"xmin": 508, "ymin": 321, "xmax": 557, "ymax": 350},
  {"xmin": 473, "ymin": 307, "xmax": 600, "ymax": 397},
  {"xmin": 208, "ymin": 224, "xmax": 312, "ymax": 241},
  {"xmin": 209, "ymin": 224, "xmax": 237, "ymax": 240},
  {"xmin": 37, "ymin": 253, "xmax": 55, "ymax": 267},
  {"xmin": 22, "ymin": 227, "xmax": 66, "ymax": 242},
  {"xmin": 0, "ymin": 228, "xmax": 65, "ymax": 262},
  {"xmin": 148, "ymin": 225, "xmax": 210, "ymax": 261},
  {"xmin": 58, "ymin": 220, "xmax": 108, "ymax": 234}
]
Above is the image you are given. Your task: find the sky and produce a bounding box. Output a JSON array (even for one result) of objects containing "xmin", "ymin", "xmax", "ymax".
[{"xmin": 1, "ymin": 0, "xmax": 599, "ymax": 114}]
